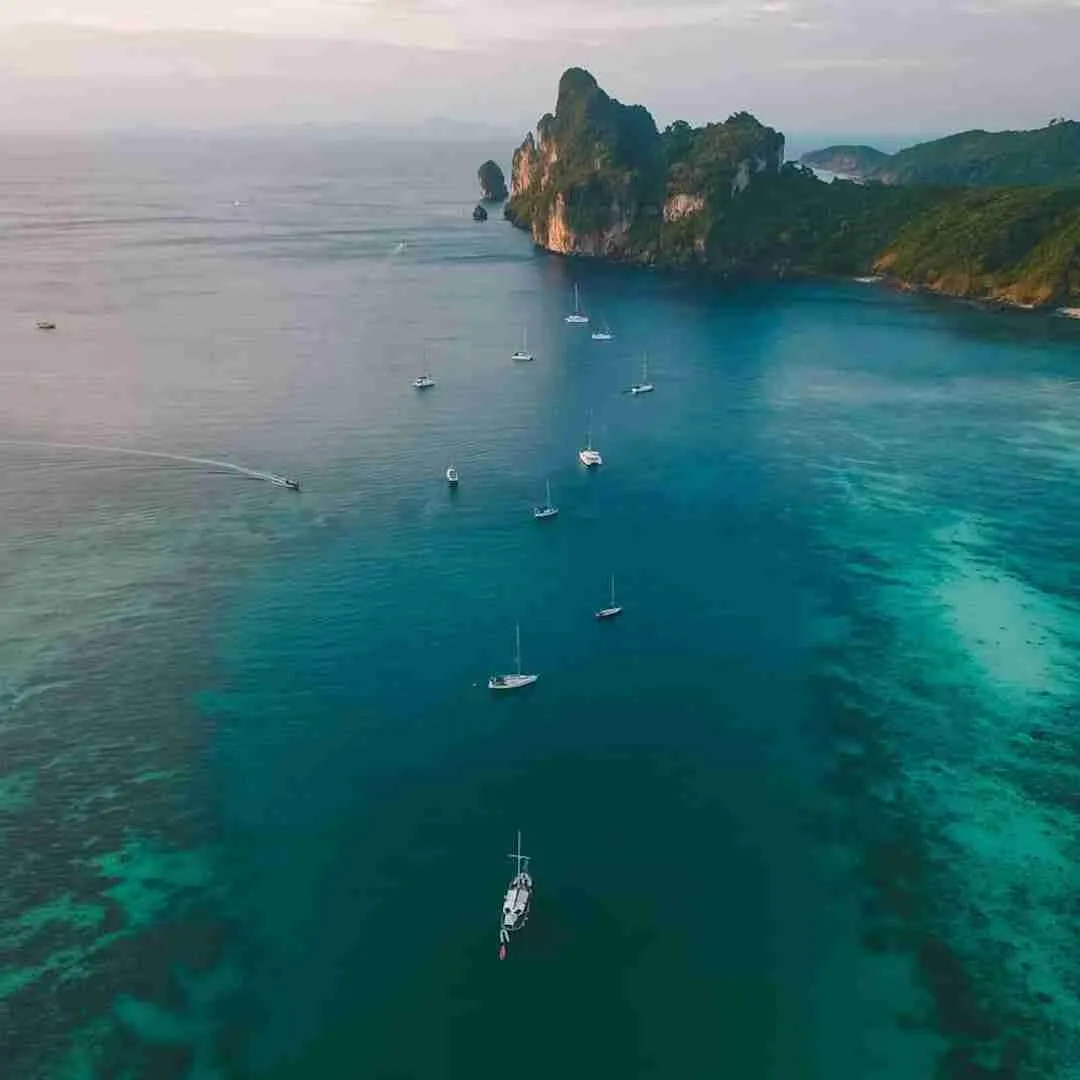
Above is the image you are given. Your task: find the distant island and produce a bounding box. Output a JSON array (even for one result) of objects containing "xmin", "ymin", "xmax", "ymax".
[
  {"xmin": 505, "ymin": 69, "xmax": 1080, "ymax": 309},
  {"xmin": 802, "ymin": 120, "xmax": 1080, "ymax": 186}
]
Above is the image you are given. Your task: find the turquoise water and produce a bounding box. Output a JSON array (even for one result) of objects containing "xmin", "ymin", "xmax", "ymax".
[{"xmin": 2, "ymin": 132, "xmax": 1080, "ymax": 1079}]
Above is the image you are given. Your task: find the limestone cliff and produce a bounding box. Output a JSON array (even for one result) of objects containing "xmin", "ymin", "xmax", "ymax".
[{"xmin": 506, "ymin": 68, "xmax": 784, "ymax": 269}]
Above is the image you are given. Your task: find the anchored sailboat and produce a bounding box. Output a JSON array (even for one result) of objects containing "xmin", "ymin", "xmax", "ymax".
[
  {"xmin": 630, "ymin": 354, "xmax": 654, "ymax": 394},
  {"xmin": 488, "ymin": 624, "xmax": 538, "ymax": 690},
  {"xmin": 512, "ymin": 326, "xmax": 534, "ymax": 362},
  {"xmin": 533, "ymin": 478, "xmax": 559, "ymax": 520},
  {"xmin": 591, "ymin": 319, "xmax": 613, "ymax": 341},
  {"xmin": 595, "ymin": 574, "xmax": 623, "ymax": 619},
  {"xmin": 499, "ymin": 830, "xmax": 533, "ymax": 960},
  {"xmin": 578, "ymin": 411, "xmax": 602, "ymax": 467},
  {"xmin": 565, "ymin": 284, "xmax": 589, "ymax": 325}
]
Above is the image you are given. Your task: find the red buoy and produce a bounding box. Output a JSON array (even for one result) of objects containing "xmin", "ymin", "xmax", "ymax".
[{"xmin": 499, "ymin": 943, "xmax": 507, "ymax": 961}]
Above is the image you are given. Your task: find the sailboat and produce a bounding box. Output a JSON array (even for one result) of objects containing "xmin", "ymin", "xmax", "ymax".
[
  {"xmin": 591, "ymin": 319, "xmax": 613, "ymax": 341},
  {"xmin": 533, "ymin": 478, "xmax": 559, "ymax": 520},
  {"xmin": 511, "ymin": 326, "xmax": 534, "ymax": 362},
  {"xmin": 564, "ymin": 284, "xmax": 589, "ymax": 324},
  {"xmin": 578, "ymin": 411, "xmax": 603, "ymax": 467},
  {"xmin": 595, "ymin": 575, "xmax": 624, "ymax": 619},
  {"xmin": 630, "ymin": 353, "xmax": 654, "ymax": 394},
  {"xmin": 488, "ymin": 624, "xmax": 538, "ymax": 690},
  {"xmin": 499, "ymin": 830, "xmax": 533, "ymax": 960},
  {"xmin": 413, "ymin": 372, "xmax": 435, "ymax": 389}
]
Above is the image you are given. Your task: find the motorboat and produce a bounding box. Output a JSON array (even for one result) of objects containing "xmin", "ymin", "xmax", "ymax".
[
  {"xmin": 36, "ymin": 320, "xmax": 56, "ymax": 331},
  {"xmin": 446, "ymin": 466, "xmax": 459, "ymax": 486},
  {"xmin": 499, "ymin": 831, "xmax": 533, "ymax": 960},
  {"xmin": 488, "ymin": 624, "xmax": 538, "ymax": 690}
]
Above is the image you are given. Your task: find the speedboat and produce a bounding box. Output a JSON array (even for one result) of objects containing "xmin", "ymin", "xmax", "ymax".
[
  {"xmin": 446, "ymin": 466, "xmax": 459, "ymax": 486},
  {"xmin": 36, "ymin": 320, "xmax": 56, "ymax": 331},
  {"xmin": 413, "ymin": 374, "xmax": 435, "ymax": 389},
  {"xmin": 488, "ymin": 624, "xmax": 537, "ymax": 691},
  {"xmin": 532, "ymin": 479, "xmax": 559, "ymax": 520},
  {"xmin": 595, "ymin": 575, "xmax": 623, "ymax": 619},
  {"xmin": 283, "ymin": 478, "xmax": 301, "ymax": 492},
  {"xmin": 499, "ymin": 831, "xmax": 533, "ymax": 960}
]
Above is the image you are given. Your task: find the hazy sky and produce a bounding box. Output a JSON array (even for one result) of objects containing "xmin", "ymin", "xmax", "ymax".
[{"xmin": 2, "ymin": 2, "xmax": 1078, "ymax": 139}]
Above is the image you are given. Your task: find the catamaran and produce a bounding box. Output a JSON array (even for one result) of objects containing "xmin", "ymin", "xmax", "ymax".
[
  {"xmin": 565, "ymin": 284, "xmax": 589, "ymax": 324},
  {"xmin": 488, "ymin": 624, "xmax": 538, "ymax": 690},
  {"xmin": 511, "ymin": 327, "xmax": 534, "ymax": 362},
  {"xmin": 533, "ymin": 478, "xmax": 559, "ymax": 520},
  {"xmin": 595, "ymin": 574, "xmax": 623, "ymax": 619},
  {"xmin": 446, "ymin": 465, "xmax": 459, "ymax": 485},
  {"xmin": 630, "ymin": 354, "xmax": 654, "ymax": 394},
  {"xmin": 499, "ymin": 830, "xmax": 533, "ymax": 960},
  {"xmin": 578, "ymin": 412, "xmax": 603, "ymax": 467}
]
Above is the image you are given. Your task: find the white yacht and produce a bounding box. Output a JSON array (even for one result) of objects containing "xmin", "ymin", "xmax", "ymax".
[
  {"xmin": 36, "ymin": 319, "xmax": 56, "ymax": 331},
  {"xmin": 488, "ymin": 624, "xmax": 538, "ymax": 690},
  {"xmin": 499, "ymin": 830, "xmax": 533, "ymax": 960},
  {"xmin": 630, "ymin": 354, "xmax": 654, "ymax": 395},
  {"xmin": 579, "ymin": 412, "xmax": 603, "ymax": 467},
  {"xmin": 564, "ymin": 284, "xmax": 589, "ymax": 324},
  {"xmin": 591, "ymin": 320, "xmax": 613, "ymax": 341},
  {"xmin": 595, "ymin": 574, "xmax": 623, "ymax": 620},
  {"xmin": 511, "ymin": 327, "xmax": 534, "ymax": 362},
  {"xmin": 533, "ymin": 478, "xmax": 559, "ymax": 520},
  {"xmin": 446, "ymin": 466, "xmax": 459, "ymax": 486},
  {"xmin": 413, "ymin": 374, "xmax": 435, "ymax": 389}
]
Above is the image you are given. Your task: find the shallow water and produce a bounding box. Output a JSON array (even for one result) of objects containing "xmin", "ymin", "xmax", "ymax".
[{"xmin": 1, "ymin": 131, "xmax": 1079, "ymax": 1079}]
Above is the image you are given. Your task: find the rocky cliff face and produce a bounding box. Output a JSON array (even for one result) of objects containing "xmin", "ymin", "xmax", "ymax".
[{"xmin": 506, "ymin": 68, "xmax": 783, "ymax": 268}]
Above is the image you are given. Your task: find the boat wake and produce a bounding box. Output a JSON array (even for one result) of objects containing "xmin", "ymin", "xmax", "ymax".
[{"xmin": 0, "ymin": 439, "xmax": 297, "ymax": 488}]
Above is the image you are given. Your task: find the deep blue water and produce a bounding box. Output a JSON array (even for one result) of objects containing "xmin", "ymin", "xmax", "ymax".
[{"xmin": 1, "ymin": 132, "xmax": 1079, "ymax": 1080}]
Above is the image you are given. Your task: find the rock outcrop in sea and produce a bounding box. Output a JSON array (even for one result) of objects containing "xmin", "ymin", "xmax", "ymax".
[{"xmin": 477, "ymin": 160, "xmax": 508, "ymax": 202}]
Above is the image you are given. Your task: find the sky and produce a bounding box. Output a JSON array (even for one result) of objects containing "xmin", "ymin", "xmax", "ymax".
[{"xmin": 1, "ymin": 1, "xmax": 1078, "ymax": 140}]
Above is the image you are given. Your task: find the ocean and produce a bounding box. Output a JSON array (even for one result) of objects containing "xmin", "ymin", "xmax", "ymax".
[{"xmin": 1, "ymin": 130, "xmax": 1079, "ymax": 1080}]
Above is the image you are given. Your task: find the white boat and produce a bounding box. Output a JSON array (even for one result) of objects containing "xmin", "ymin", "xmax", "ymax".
[
  {"xmin": 854, "ymin": 275, "xmax": 884, "ymax": 284},
  {"xmin": 579, "ymin": 412, "xmax": 603, "ymax": 467},
  {"xmin": 595, "ymin": 574, "xmax": 624, "ymax": 620},
  {"xmin": 564, "ymin": 284, "xmax": 589, "ymax": 325},
  {"xmin": 591, "ymin": 320, "xmax": 613, "ymax": 341},
  {"xmin": 1057, "ymin": 307, "xmax": 1080, "ymax": 320},
  {"xmin": 36, "ymin": 319, "xmax": 56, "ymax": 331},
  {"xmin": 269, "ymin": 475, "xmax": 302, "ymax": 492},
  {"xmin": 488, "ymin": 623, "xmax": 538, "ymax": 690},
  {"xmin": 499, "ymin": 830, "xmax": 533, "ymax": 960},
  {"xmin": 413, "ymin": 373, "xmax": 435, "ymax": 389},
  {"xmin": 511, "ymin": 326, "xmax": 534, "ymax": 362},
  {"xmin": 630, "ymin": 354, "xmax": 654, "ymax": 395},
  {"xmin": 446, "ymin": 466, "xmax": 459, "ymax": 485},
  {"xmin": 532, "ymin": 478, "xmax": 559, "ymax": 520}
]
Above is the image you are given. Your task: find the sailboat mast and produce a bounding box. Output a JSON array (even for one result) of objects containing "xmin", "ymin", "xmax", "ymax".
[
  {"xmin": 514, "ymin": 623, "xmax": 522, "ymax": 674},
  {"xmin": 610, "ymin": 574, "xmax": 616, "ymax": 605}
]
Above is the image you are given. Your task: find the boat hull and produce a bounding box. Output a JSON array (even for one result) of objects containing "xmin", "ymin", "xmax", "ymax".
[
  {"xmin": 595, "ymin": 605, "xmax": 624, "ymax": 619},
  {"xmin": 565, "ymin": 315, "xmax": 589, "ymax": 324},
  {"xmin": 488, "ymin": 674, "xmax": 538, "ymax": 690},
  {"xmin": 579, "ymin": 450, "xmax": 603, "ymax": 467},
  {"xmin": 533, "ymin": 506, "xmax": 559, "ymax": 520},
  {"xmin": 511, "ymin": 351, "xmax": 534, "ymax": 361},
  {"xmin": 630, "ymin": 384, "xmax": 654, "ymax": 394}
]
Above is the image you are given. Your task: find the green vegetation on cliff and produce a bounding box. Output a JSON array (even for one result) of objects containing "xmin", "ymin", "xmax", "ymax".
[
  {"xmin": 508, "ymin": 70, "xmax": 1080, "ymax": 306},
  {"xmin": 803, "ymin": 120, "xmax": 1080, "ymax": 187},
  {"xmin": 876, "ymin": 187, "xmax": 1080, "ymax": 305}
]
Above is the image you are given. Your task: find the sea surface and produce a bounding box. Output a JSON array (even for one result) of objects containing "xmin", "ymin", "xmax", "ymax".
[{"xmin": 1, "ymin": 131, "xmax": 1079, "ymax": 1080}]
